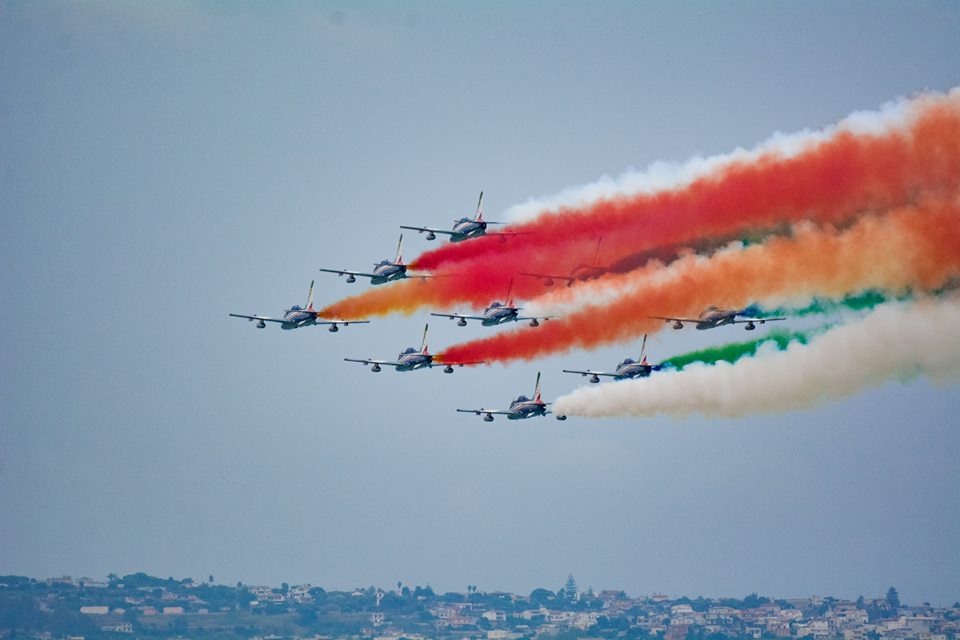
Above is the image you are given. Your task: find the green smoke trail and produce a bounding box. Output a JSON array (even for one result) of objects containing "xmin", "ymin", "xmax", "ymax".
[
  {"xmin": 757, "ymin": 289, "xmax": 900, "ymax": 319},
  {"xmin": 661, "ymin": 329, "xmax": 814, "ymax": 371}
]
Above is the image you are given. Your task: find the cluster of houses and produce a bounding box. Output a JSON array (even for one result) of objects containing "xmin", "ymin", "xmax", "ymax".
[{"xmin": 2, "ymin": 574, "xmax": 957, "ymax": 640}]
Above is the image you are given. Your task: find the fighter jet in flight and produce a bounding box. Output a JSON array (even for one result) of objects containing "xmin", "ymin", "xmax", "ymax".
[
  {"xmin": 230, "ymin": 281, "xmax": 369, "ymax": 332},
  {"xmin": 430, "ymin": 279, "xmax": 552, "ymax": 327},
  {"xmin": 650, "ymin": 306, "xmax": 785, "ymax": 331},
  {"xmin": 457, "ymin": 372, "xmax": 567, "ymax": 421},
  {"xmin": 563, "ymin": 334, "xmax": 661, "ymax": 383},
  {"xmin": 401, "ymin": 191, "xmax": 514, "ymax": 243},
  {"xmin": 344, "ymin": 324, "xmax": 483, "ymax": 373},
  {"xmin": 520, "ymin": 237, "xmax": 606, "ymax": 287},
  {"xmin": 319, "ymin": 235, "xmax": 430, "ymax": 285}
]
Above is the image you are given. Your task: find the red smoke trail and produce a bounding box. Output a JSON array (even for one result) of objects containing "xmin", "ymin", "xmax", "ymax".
[
  {"xmin": 437, "ymin": 196, "xmax": 960, "ymax": 364},
  {"xmin": 323, "ymin": 91, "xmax": 960, "ymax": 320},
  {"xmin": 416, "ymin": 91, "xmax": 960, "ymax": 272}
]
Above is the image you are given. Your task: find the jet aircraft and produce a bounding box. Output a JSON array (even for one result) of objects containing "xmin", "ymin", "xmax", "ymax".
[
  {"xmin": 650, "ymin": 306, "xmax": 786, "ymax": 331},
  {"xmin": 344, "ymin": 324, "xmax": 483, "ymax": 373},
  {"xmin": 563, "ymin": 334, "xmax": 661, "ymax": 383},
  {"xmin": 520, "ymin": 237, "xmax": 605, "ymax": 287},
  {"xmin": 400, "ymin": 191, "xmax": 507, "ymax": 243},
  {"xmin": 319, "ymin": 235, "xmax": 428, "ymax": 285},
  {"xmin": 229, "ymin": 281, "xmax": 370, "ymax": 331},
  {"xmin": 457, "ymin": 371, "xmax": 567, "ymax": 421},
  {"xmin": 430, "ymin": 279, "xmax": 552, "ymax": 327}
]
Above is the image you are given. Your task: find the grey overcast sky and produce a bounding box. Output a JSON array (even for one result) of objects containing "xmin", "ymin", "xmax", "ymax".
[{"xmin": 1, "ymin": 1, "xmax": 959, "ymax": 604}]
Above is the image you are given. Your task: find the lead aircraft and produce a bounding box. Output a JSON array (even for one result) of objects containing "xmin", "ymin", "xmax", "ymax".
[
  {"xmin": 344, "ymin": 324, "xmax": 483, "ymax": 373},
  {"xmin": 400, "ymin": 191, "xmax": 507, "ymax": 243},
  {"xmin": 319, "ymin": 235, "xmax": 429, "ymax": 285},
  {"xmin": 457, "ymin": 372, "xmax": 567, "ymax": 421},
  {"xmin": 563, "ymin": 334, "xmax": 661, "ymax": 383},
  {"xmin": 650, "ymin": 306, "xmax": 786, "ymax": 331},
  {"xmin": 229, "ymin": 281, "xmax": 370, "ymax": 331}
]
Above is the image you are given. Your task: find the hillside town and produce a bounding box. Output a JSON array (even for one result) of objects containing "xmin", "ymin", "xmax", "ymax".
[{"xmin": 1, "ymin": 574, "xmax": 957, "ymax": 640}]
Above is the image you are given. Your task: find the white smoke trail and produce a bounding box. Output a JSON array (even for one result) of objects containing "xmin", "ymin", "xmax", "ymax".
[
  {"xmin": 553, "ymin": 298, "xmax": 960, "ymax": 419},
  {"xmin": 503, "ymin": 90, "xmax": 942, "ymax": 222}
]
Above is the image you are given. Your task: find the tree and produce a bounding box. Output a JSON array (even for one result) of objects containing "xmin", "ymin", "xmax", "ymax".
[
  {"xmin": 856, "ymin": 596, "xmax": 865, "ymax": 610},
  {"xmin": 886, "ymin": 587, "xmax": 900, "ymax": 610}
]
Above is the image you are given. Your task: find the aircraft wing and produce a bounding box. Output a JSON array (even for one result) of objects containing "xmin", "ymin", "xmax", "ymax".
[
  {"xmin": 487, "ymin": 230, "xmax": 535, "ymax": 236},
  {"xmin": 562, "ymin": 368, "xmax": 618, "ymax": 378},
  {"xmin": 400, "ymin": 225, "xmax": 456, "ymax": 236},
  {"xmin": 519, "ymin": 272, "xmax": 575, "ymax": 286},
  {"xmin": 456, "ymin": 408, "xmax": 514, "ymax": 416},
  {"xmin": 316, "ymin": 318, "xmax": 370, "ymax": 326},
  {"xmin": 344, "ymin": 357, "xmax": 401, "ymax": 367},
  {"xmin": 516, "ymin": 315, "xmax": 554, "ymax": 322},
  {"xmin": 649, "ymin": 315, "xmax": 704, "ymax": 323},
  {"xmin": 229, "ymin": 313, "xmax": 286, "ymax": 324},
  {"xmin": 732, "ymin": 316, "xmax": 786, "ymax": 324},
  {"xmin": 431, "ymin": 360, "xmax": 485, "ymax": 367},
  {"xmin": 318, "ymin": 267, "xmax": 381, "ymax": 280},
  {"xmin": 430, "ymin": 312, "xmax": 487, "ymax": 321}
]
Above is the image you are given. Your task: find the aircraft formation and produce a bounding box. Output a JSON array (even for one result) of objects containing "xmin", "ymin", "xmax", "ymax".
[{"xmin": 230, "ymin": 191, "xmax": 788, "ymax": 423}]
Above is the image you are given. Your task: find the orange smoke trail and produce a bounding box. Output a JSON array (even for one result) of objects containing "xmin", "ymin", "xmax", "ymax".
[
  {"xmin": 438, "ymin": 196, "xmax": 960, "ymax": 364},
  {"xmin": 323, "ymin": 90, "xmax": 960, "ymax": 320}
]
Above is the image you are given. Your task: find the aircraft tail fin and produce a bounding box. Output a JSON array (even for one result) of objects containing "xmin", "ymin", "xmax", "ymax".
[
  {"xmin": 592, "ymin": 236, "xmax": 603, "ymax": 265},
  {"xmin": 306, "ymin": 280, "xmax": 315, "ymax": 311},
  {"xmin": 474, "ymin": 191, "xmax": 484, "ymax": 222},
  {"xmin": 506, "ymin": 276, "xmax": 514, "ymax": 307},
  {"xmin": 421, "ymin": 323, "xmax": 429, "ymax": 354},
  {"xmin": 534, "ymin": 371, "xmax": 542, "ymax": 403},
  {"xmin": 395, "ymin": 234, "xmax": 404, "ymax": 264},
  {"xmin": 639, "ymin": 333, "xmax": 648, "ymax": 363}
]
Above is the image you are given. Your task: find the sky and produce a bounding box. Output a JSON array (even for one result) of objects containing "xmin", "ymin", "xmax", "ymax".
[{"xmin": 1, "ymin": 1, "xmax": 959, "ymax": 605}]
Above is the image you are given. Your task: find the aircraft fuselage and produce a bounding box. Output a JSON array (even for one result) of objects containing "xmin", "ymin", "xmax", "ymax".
[
  {"xmin": 505, "ymin": 400, "xmax": 549, "ymax": 420},
  {"xmin": 370, "ymin": 263, "xmax": 407, "ymax": 285},
  {"xmin": 450, "ymin": 219, "xmax": 488, "ymax": 242},
  {"xmin": 614, "ymin": 362, "xmax": 654, "ymax": 378},
  {"xmin": 481, "ymin": 305, "xmax": 520, "ymax": 326},
  {"xmin": 395, "ymin": 351, "xmax": 433, "ymax": 371},
  {"xmin": 279, "ymin": 309, "xmax": 316, "ymax": 330},
  {"xmin": 695, "ymin": 310, "xmax": 738, "ymax": 329}
]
